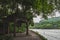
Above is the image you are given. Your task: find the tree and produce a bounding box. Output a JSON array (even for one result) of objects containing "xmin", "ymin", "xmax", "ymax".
[{"xmin": 0, "ymin": 0, "xmax": 60, "ymax": 36}]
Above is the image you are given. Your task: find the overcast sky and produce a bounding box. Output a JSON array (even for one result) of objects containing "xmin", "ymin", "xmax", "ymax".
[{"xmin": 33, "ymin": 11, "xmax": 60, "ymax": 23}]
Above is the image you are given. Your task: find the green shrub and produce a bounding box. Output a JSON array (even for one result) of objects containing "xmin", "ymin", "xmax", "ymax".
[
  {"xmin": 9, "ymin": 23, "xmax": 26, "ymax": 33},
  {"xmin": 19, "ymin": 23, "xmax": 26, "ymax": 33},
  {"xmin": 0, "ymin": 35, "xmax": 13, "ymax": 40}
]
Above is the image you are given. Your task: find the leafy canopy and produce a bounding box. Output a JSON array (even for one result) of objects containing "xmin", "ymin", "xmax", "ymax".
[{"xmin": 0, "ymin": 0, "xmax": 60, "ymax": 25}]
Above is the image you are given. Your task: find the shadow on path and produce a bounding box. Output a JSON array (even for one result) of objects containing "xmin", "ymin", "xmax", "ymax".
[{"xmin": 13, "ymin": 31, "xmax": 41, "ymax": 40}]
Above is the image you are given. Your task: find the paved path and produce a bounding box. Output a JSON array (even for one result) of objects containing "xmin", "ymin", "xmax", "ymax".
[
  {"xmin": 31, "ymin": 29, "xmax": 60, "ymax": 40},
  {"xmin": 13, "ymin": 31, "xmax": 41, "ymax": 40}
]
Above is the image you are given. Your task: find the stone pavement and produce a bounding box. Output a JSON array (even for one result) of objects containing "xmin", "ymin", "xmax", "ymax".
[{"xmin": 13, "ymin": 31, "xmax": 41, "ymax": 40}]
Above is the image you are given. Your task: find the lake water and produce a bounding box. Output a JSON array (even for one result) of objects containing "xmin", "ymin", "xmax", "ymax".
[{"xmin": 30, "ymin": 29, "xmax": 60, "ymax": 40}]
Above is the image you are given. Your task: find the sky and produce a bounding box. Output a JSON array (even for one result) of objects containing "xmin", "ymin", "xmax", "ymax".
[{"xmin": 33, "ymin": 11, "xmax": 60, "ymax": 23}]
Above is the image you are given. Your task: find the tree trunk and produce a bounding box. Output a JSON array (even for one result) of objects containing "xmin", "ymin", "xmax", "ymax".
[
  {"xmin": 8, "ymin": 24, "xmax": 9, "ymax": 34},
  {"xmin": 14, "ymin": 21, "xmax": 16, "ymax": 37},
  {"xmin": 13, "ymin": 1, "xmax": 18, "ymax": 37},
  {"xmin": 14, "ymin": 24, "xmax": 16, "ymax": 37},
  {"xmin": 7, "ymin": 22, "xmax": 10, "ymax": 34},
  {"xmin": 26, "ymin": 22, "xmax": 29, "ymax": 35}
]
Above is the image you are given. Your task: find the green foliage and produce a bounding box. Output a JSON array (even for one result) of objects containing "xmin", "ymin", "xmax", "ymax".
[
  {"xmin": 19, "ymin": 23, "xmax": 26, "ymax": 33},
  {"xmin": 0, "ymin": 35, "xmax": 13, "ymax": 40},
  {"xmin": 0, "ymin": 0, "xmax": 60, "ymax": 36},
  {"xmin": 0, "ymin": 0, "xmax": 59, "ymax": 20},
  {"xmin": 9, "ymin": 23, "xmax": 14, "ymax": 33},
  {"xmin": 9, "ymin": 23, "xmax": 26, "ymax": 33},
  {"xmin": 30, "ymin": 17, "xmax": 60, "ymax": 29},
  {"xmin": 0, "ymin": 0, "xmax": 60, "ymax": 27}
]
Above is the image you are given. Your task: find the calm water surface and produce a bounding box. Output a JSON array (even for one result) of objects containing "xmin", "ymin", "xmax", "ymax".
[{"xmin": 30, "ymin": 29, "xmax": 60, "ymax": 40}]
